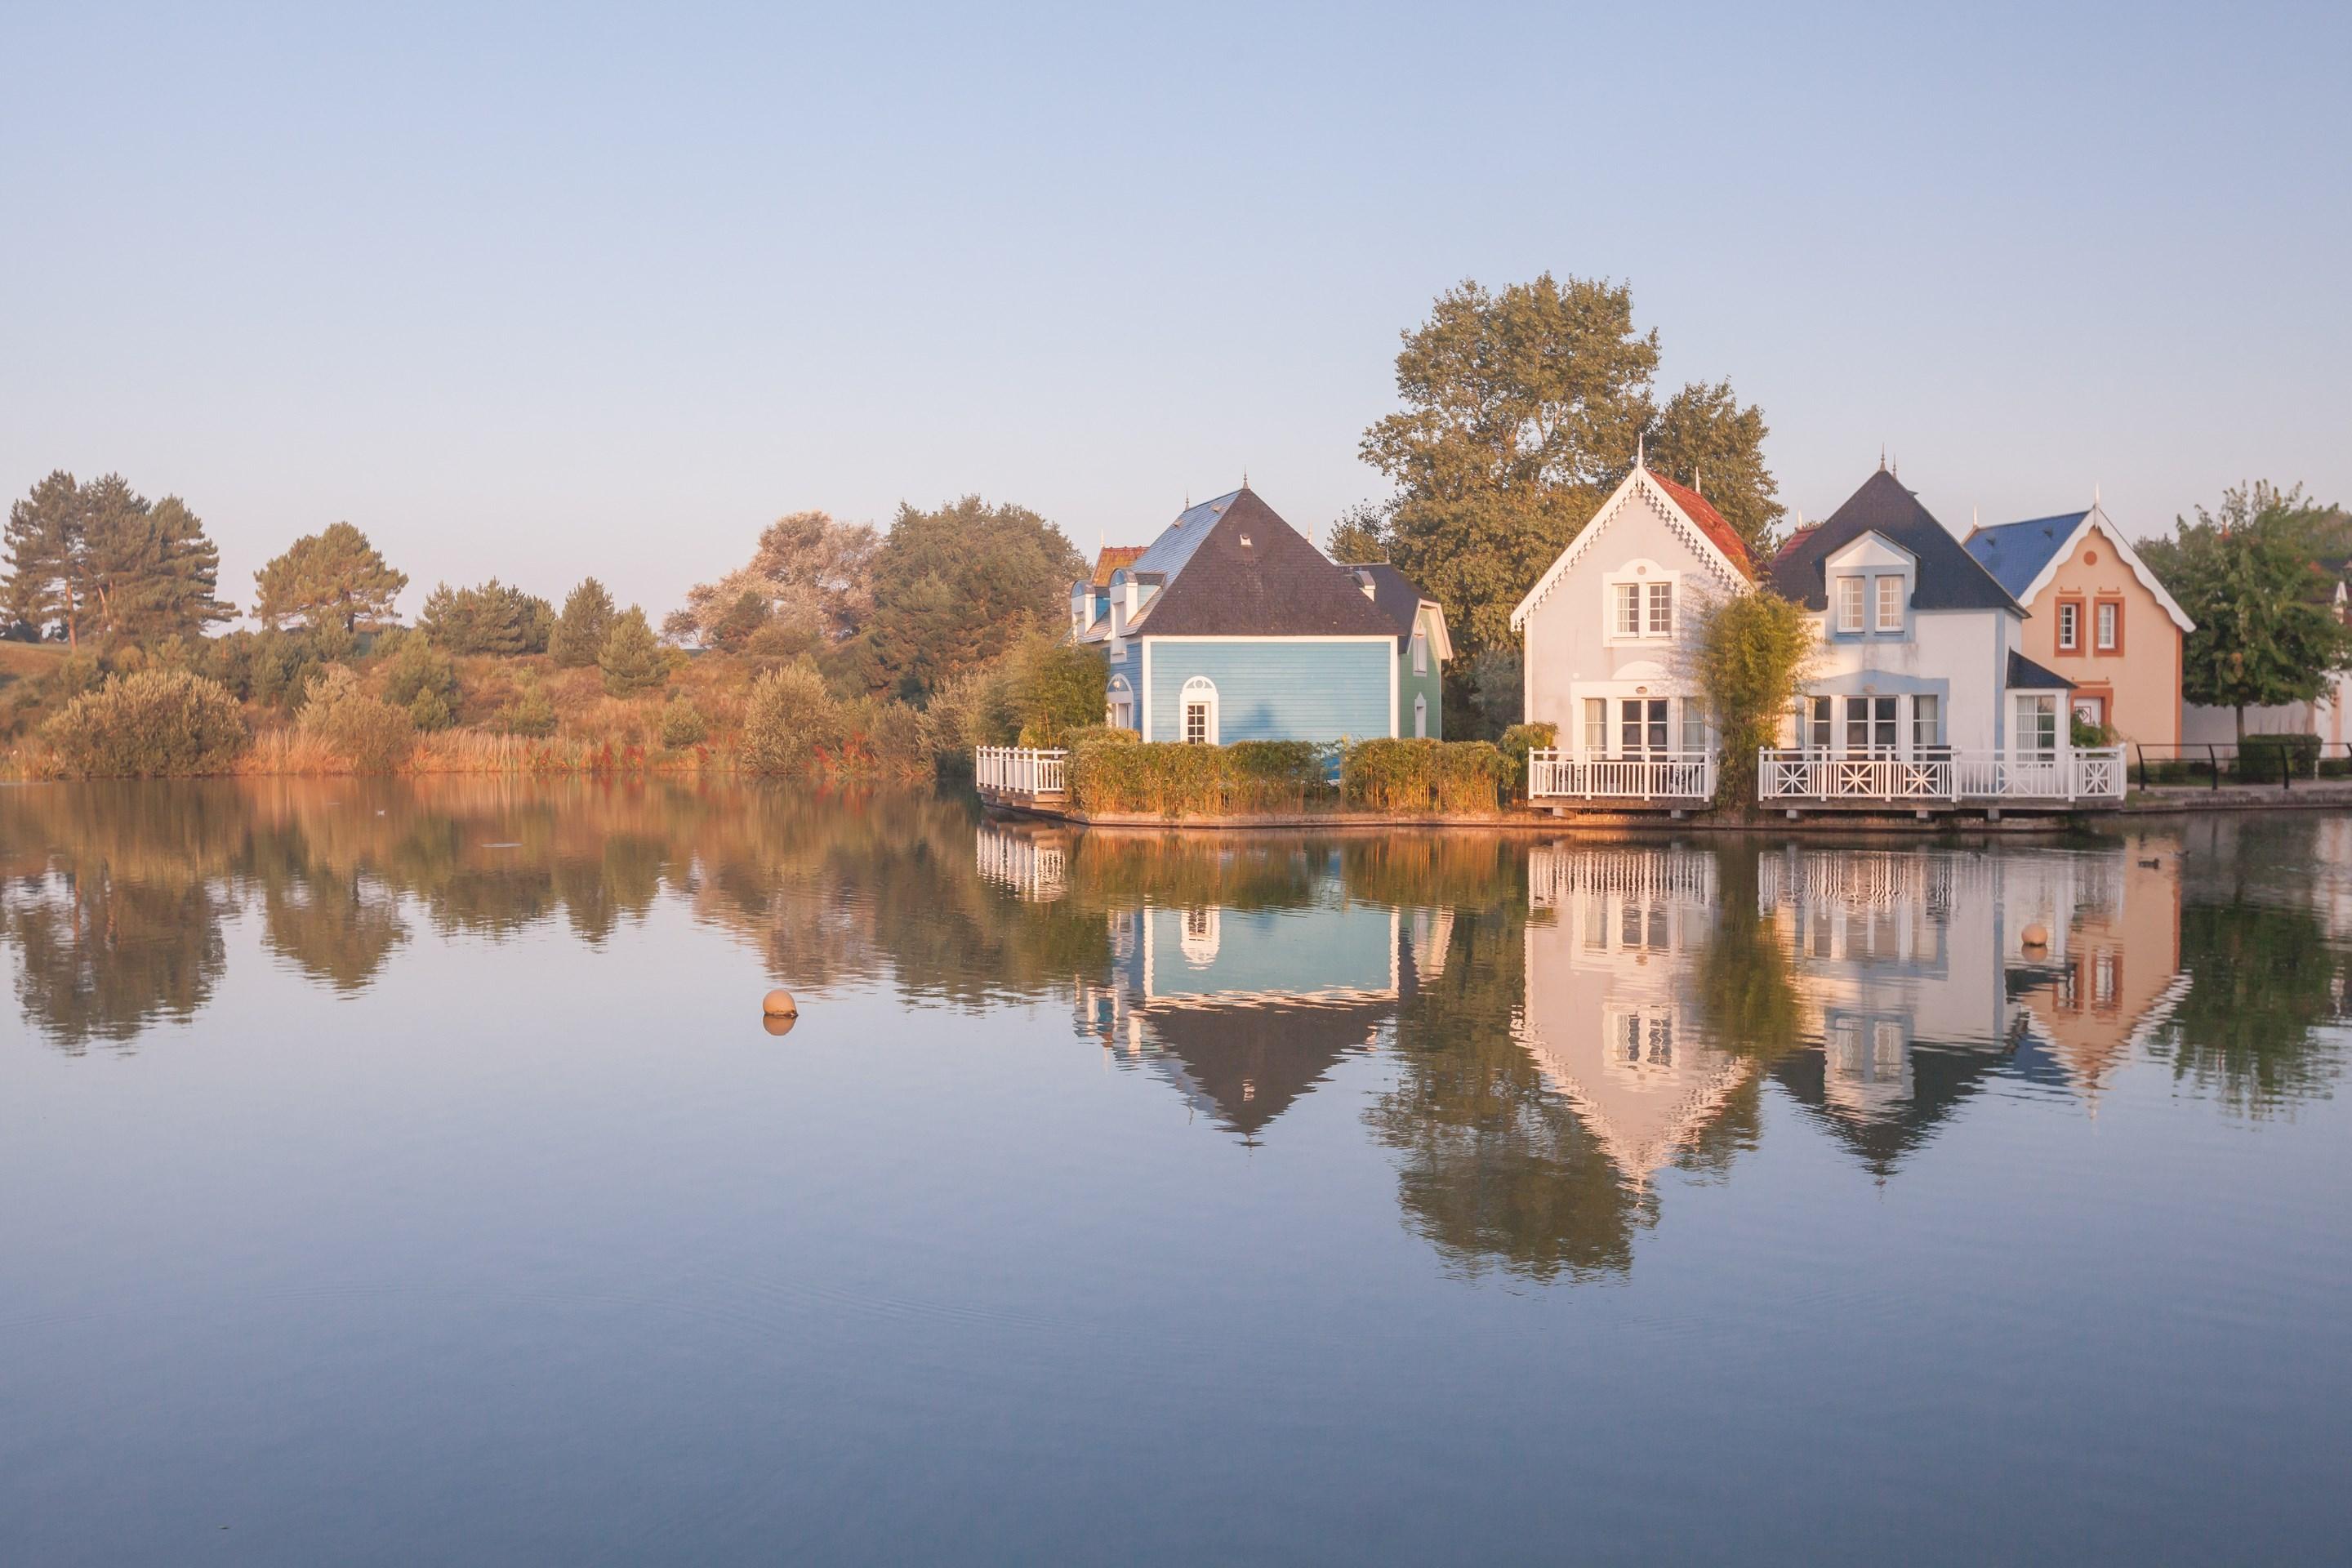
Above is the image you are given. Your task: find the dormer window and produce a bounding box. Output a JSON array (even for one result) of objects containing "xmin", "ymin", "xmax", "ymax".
[
  {"xmin": 1875, "ymin": 576, "xmax": 1904, "ymax": 631},
  {"xmin": 1838, "ymin": 577, "xmax": 1865, "ymax": 632}
]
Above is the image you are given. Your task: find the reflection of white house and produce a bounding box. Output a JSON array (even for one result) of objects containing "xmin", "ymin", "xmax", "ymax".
[{"xmin": 1517, "ymin": 847, "xmax": 1754, "ymax": 1182}]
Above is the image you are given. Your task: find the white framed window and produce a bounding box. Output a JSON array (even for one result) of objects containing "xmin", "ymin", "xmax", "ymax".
[
  {"xmin": 1646, "ymin": 581, "xmax": 1673, "ymax": 636},
  {"xmin": 1875, "ymin": 576, "xmax": 1903, "ymax": 631},
  {"xmin": 1583, "ymin": 697, "xmax": 1606, "ymax": 755},
  {"xmin": 1108, "ymin": 674, "xmax": 1134, "ymax": 731},
  {"xmin": 2057, "ymin": 601, "xmax": 2079, "ymax": 650},
  {"xmin": 1413, "ymin": 693, "xmax": 1428, "ymax": 739},
  {"xmin": 1912, "ymin": 693, "xmax": 1941, "ymax": 750},
  {"xmin": 1806, "ymin": 695, "xmax": 1833, "ymax": 750},
  {"xmin": 2016, "ymin": 694, "xmax": 2058, "ymax": 756},
  {"xmin": 1410, "ymin": 626, "xmax": 1428, "ymax": 674},
  {"xmin": 1621, "ymin": 697, "xmax": 1668, "ymax": 755},
  {"xmin": 1838, "ymin": 577, "xmax": 1865, "ymax": 632},
  {"xmin": 1846, "ymin": 696, "xmax": 1897, "ymax": 752},
  {"xmin": 1680, "ymin": 701, "xmax": 1707, "ymax": 754},
  {"xmin": 2096, "ymin": 601, "xmax": 2118, "ymax": 650},
  {"xmin": 1180, "ymin": 676, "xmax": 1218, "ymax": 745},
  {"xmin": 1615, "ymin": 583, "xmax": 1642, "ymax": 635}
]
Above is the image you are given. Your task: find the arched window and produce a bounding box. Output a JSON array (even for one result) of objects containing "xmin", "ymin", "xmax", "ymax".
[
  {"xmin": 1413, "ymin": 693, "xmax": 1428, "ymax": 739},
  {"xmin": 1107, "ymin": 673, "xmax": 1134, "ymax": 731},
  {"xmin": 1180, "ymin": 676, "xmax": 1218, "ymax": 745}
]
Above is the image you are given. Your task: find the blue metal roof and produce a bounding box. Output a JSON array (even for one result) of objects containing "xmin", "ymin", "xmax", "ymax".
[
  {"xmin": 1121, "ymin": 488, "xmax": 1245, "ymax": 586},
  {"xmin": 1962, "ymin": 511, "xmax": 2090, "ymax": 599}
]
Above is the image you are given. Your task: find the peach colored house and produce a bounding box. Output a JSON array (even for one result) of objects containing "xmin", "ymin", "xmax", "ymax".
[{"xmin": 1965, "ymin": 501, "xmax": 2194, "ymax": 745}]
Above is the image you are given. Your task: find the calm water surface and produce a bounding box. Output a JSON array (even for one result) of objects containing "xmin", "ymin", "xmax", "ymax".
[{"xmin": 3, "ymin": 781, "xmax": 2348, "ymax": 1565}]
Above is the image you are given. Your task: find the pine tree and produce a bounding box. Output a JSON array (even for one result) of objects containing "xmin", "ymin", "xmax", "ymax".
[
  {"xmin": 597, "ymin": 605, "xmax": 668, "ymax": 696},
  {"xmin": 252, "ymin": 523, "xmax": 408, "ymax": 633},
  {"xmin": 3, "ymin": 471, "xmax": 232, "ymax": 647},
  {"xmin": 3, "ymin": 470, "xmax": 85, "ymax": 644},
  {"xmin": 551, "ymin": 578, "xmax": 616, "ymax": 668}
]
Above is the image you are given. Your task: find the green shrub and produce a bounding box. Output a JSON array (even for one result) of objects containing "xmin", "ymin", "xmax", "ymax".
[
  {"xmin": 659, "ymin": 696, "xmax": 710, "ymax": 749},
  {"xmin": 740, "ymin": 662, "xmax": 843, "ymax": 773},
  {"xmin": 1224, "ymin": 740, "xmax": 1334, "ymax": 809},
  {"xmin": 2240, "ymin": 733, "xmax": 2321, "ymax": 779},
  {"xmin": 841, "ymin": 697, "xmax": 933, "ymax": 778},
  {"xmin": 298, "ymin": 664, "xmax": 416, "ymax": 773},
  {"xmin": 42, "ymin": 669, "xmax": 251, "ymax": 777},
  {"xmin": 501, "ymin": 676, "xmax": 558, "ymax": 738},
  {"xmin": 1067, "ymin": 741, "xmax": 1231, "ymax": 816},
  {"xmin": 1342, "ymin": 738, "xmax": 1511, "ymax": 813},
  {"xmin": 1496, "ymin": 722, "xmax": 1558, "ymax": 796},
  {"xmin": 376, "ymin": 629, "xmax": 460, "ymax": 724},
  {"xmin": 598, "ymin": 607, "xmax": 668, "ymax": 696}
]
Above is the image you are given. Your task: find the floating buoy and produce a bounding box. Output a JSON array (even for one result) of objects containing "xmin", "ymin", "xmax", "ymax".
[
  {"xmin": 2021, "ymin": 923, "xmax": 2050, "ymax": 950},
  {"xmin": 761, "ymin": 1013, "xmax": 797, "ymax": 1039},
  {"xmin": 762, "ymin": 988, "xmax": 798, "ymax": 1018}
]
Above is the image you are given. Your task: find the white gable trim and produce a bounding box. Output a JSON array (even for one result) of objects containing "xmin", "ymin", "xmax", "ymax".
[
  {"xmin": 1419, "ymin": 600, "xmax": 1454, "ymax": 663},
  {"xmin": 1508, "ymin": 468, "xmax": 1750, "ymax": 632},
  {"xmin": 2014, "ymin": 506, "xmax": 2195, "ymax": 634}
]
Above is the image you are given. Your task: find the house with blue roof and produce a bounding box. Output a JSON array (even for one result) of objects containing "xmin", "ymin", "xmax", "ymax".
[
  {"xmin": 1963, "ymin": 499, "xmax": 2193, "ymax": 745},
  {"xmin": 1068, "ymin": 488, "xmax": 1447, "ymax": 745}
]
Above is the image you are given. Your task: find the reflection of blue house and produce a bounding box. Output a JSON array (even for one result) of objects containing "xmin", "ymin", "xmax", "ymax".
[
  {"xmin": 1073, "ymin": 874, "xmax": 1452, "ymax": 1143},
  {"xmin": 1069, "ymin": 488, "xmax": 1417, "ymax": 745}
]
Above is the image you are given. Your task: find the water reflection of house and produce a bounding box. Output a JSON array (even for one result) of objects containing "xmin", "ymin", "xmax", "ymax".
[
  {"xmin": 2009, "ymin": 849, "xmax": 2186, "ymax": 1101},
  {"xmin": 1075, "ymin": 880, "xmax": 1432, "ymax": 1143},
  {"xmin": 973, "ymin": 822, "xmax": 1076, "ymax": 902},
  {"xmin": 1762, "ymin": 845, "xmax": 2180, "ymax": 1169},
  {"xmin": 1518, "ymin": 846, "xmax": 1757, "ymax": 1184}
]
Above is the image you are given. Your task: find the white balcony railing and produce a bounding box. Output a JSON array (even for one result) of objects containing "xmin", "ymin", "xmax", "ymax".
[
  {"xmin": 974, "ymin": 746, "xmax": 1068, "ymax": 797},
  {"xmin": 1757, "ymin": 746, "xmax": 2127, "ymax": 804},
  {"xmin": 1526, "ymin": 749, "xmax": 1717, "ymax": 802}
]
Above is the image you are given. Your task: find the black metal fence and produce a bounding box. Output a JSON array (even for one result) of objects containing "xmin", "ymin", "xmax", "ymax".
[{"xmin": 2131, "ymin": 739, "xmax": 2352, "ymax": 791}]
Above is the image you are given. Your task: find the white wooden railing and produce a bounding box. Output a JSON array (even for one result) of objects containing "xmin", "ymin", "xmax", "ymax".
[
  {"xmin": 1526, "ymin": 749, "xmax": 1717, "ymax": 801},
  {"xmin": 974, "ymin": 746, "xmax": 1068, "ymax": 796},
  {"xmin": 1757, "ymin": 746, "xmax": 2127, "ymax": 804}
]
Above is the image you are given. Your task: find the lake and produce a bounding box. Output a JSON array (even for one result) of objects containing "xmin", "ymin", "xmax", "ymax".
[{"xmin": 3, "ymin": 781, "xmax": 2349, "ymax": 1566}]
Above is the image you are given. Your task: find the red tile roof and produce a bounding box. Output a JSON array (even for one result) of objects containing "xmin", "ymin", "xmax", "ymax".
[
  {"xmin": 1089, "ymin": 546, "xmax": 1147, "ymax": 586},
  {"xmin": 1646, "ymin": 470, "xmax": 1754, "ymax": 577}
]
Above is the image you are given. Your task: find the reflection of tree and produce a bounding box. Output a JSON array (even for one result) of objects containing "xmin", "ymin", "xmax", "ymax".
[
  {"xmin": 261, "ymin": 871, "xmax": 407, "ymax": 993},
  {"xmin": 1693, "ymin": 850, "xmax": 1804, "ymax": 1063},
  {"xmin": 2154, "ymin": 899, "xmax": 2345, "ymax": 1116},
  {"xmin": 1364, "ymin": 907, "xmax": 1652, "ymax": 1282},
  {"xmin": 5, "ymin": 872, "xmax": 226, "ymax": 1052}
]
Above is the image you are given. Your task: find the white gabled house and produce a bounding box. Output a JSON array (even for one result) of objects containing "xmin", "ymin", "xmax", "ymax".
[
  {"xmin": 1511, "ymin": 461, "xmax": 2127, "ymax": 813},
  {"xmin": 1509, "ymin": 463, "xmax": 1757, "ymax": 804}
]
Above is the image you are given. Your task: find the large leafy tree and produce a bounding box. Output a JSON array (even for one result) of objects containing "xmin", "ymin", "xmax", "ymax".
[
  {"xmin": 667, "ymin": 510, "xmax": 878, "ymax": 649},
  {"xmin": 1643, "ymin": 379, "xmax": 1784, "ymax": 557},
  {"xmin": 851, "ymin": 496, "xmax": 1082, "ymax": 703},
  {"xmin": 253, "ymin": 522, "xmax": 407, "ymax": 634},
  {"xmin": 1361, "ymin": 274, "xmax": 1781, "ymax": 654},
  {"xmin": 2, "ymin": 471, "xmax": 232, "ymax": 647},
  {"xmin": 2141, "ymin": 482, "xmax": 2352, "ymax": 740}
]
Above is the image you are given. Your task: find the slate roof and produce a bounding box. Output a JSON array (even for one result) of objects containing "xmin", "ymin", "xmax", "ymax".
[
  {"xmin": 1340, "ymin": 561, "xmax": 1436, "ymax": 648},
  {"xmin": 1127, "ymin": 488, "xmax": 1400, "ymax": 639},
  {"xmin": 1962, "ymin": 511, "xmax": 2091, "ymax": 599},
  {"xmin": 1646, "ymin": 470, "xmax": 1755, "ymax": 577},
  {"xmin": 2007, "ymin": 649, "xmax": 2075, "ymax": 691},
  {"xmin": 1767, "ymin": 470, "xmax": 2020, "ymax": 612}
]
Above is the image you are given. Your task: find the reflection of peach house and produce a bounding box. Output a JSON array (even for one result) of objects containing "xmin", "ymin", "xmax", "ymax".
[
  {"xmin": 1517, "ymin": 847, "xmax": 1757, "ymax": 1183},
  {"xmin": 1512, "ymin": 463, "xmax": 2126, "ymax": 813}
]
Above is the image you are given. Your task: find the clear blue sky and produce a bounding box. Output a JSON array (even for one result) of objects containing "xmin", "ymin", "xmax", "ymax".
[{"xmin": 3, "ymin": 1, "xmax": 2345, "ymax": 621}]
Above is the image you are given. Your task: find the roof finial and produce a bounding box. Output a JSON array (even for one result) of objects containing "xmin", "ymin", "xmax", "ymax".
[
  {"xmin": 1241, "ymin": 467, "xmax": 1250, "ymax": 490},
  {"xmin": 1637, "ymin": 432, "xmax": 1646, "ymax": 470},
  {"xmin": 1880, "ymin": 444, "xmax": 1886, "ymax": 472},
  {"xmin": 2093, "ymin": 480, "xmax": 2101, "ymax": 506},
  {"xmin": 1695, "ymin": 466, "xmax": 1704, "ymax": 497}
]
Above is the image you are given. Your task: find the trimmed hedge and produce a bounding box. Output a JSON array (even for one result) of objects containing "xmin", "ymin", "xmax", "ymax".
[
  {"xmin": 2239, "ymin": 733, "xmax": 2321, "ymax": 779},
  {"xmin": 1341, "ymin": 738, "xmax": 1512, "ymax": 813},
  {"xmin": 1066, "ymin": 737, "xmax": 1334, "ymax": 817}
]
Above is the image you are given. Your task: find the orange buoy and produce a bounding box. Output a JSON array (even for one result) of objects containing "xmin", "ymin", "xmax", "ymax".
[
  {"xmin": 2021, "ymin": 923, "xmax": 2050, "ymax": 950},
  {"xmin": 762, "ymin": 988, "xmax": 798, "ymax": 1018}
]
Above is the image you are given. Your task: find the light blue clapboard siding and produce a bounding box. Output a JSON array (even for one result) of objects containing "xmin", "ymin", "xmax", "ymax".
[
  {"xmin": 1143, "ymin": 639, "xmax": 1393, "ymax": 744},
  {"xmin": 1141, "ymin": 904, "xmax": 1394, "ymax": 1000}
]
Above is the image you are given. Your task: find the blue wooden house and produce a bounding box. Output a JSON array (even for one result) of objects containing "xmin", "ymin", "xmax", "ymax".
[{"xmin": 1068, "ymin": 488, "xmax": 1437, "ymax": 744}]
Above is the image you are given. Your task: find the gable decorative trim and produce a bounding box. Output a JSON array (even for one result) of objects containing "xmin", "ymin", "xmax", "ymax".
[
  {"xmin": 1509, "ymin": 470, "xmax": 1752, "ymax": 632},
  {"xmin": 2015, "ymin": 507, "xmax": 2195, "ymax": 635}
]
